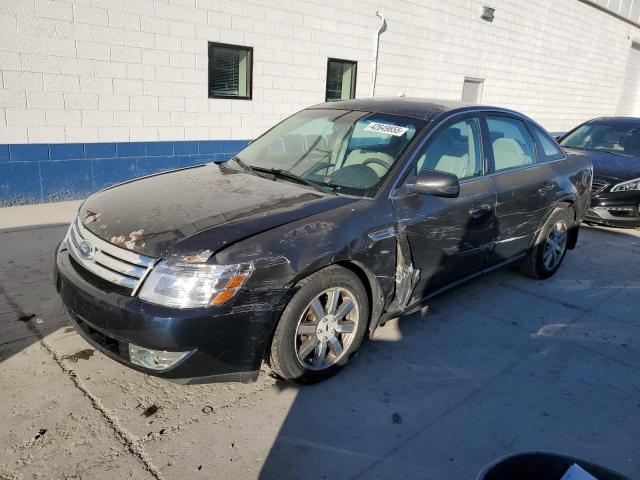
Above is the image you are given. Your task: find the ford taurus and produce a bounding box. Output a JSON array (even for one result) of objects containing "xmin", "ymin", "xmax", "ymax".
[{"xmin": 54, "ymin": 98, "xmax": 592, "ymax": 384}]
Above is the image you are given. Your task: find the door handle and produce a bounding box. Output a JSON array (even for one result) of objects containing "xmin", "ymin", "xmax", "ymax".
[{"xmin": 470, "ymin": 204, "xmax": 493, "ymax": 220}]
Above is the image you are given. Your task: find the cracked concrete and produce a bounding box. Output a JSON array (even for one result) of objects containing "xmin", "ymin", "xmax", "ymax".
[{"xmin": 1, "ymin": 219, "xmax": 639, "ymax": 479}]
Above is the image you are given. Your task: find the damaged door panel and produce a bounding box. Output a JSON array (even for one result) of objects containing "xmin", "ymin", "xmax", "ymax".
[
  {"xmin": 393, "ymin": 236, "xmax": 420, "ymax": 310},
  {"xmin": 390, "ymin": 114, "xmax": 498, "ymax": 304},
  {"xmin": 391, "ymin": 177, "xmax": 498, "ymax": 304}
]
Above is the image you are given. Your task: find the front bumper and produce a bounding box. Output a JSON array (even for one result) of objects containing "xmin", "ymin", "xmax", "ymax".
[
  {"xmin": 55, "ymin": 249, "xmax": 282, "ymax": 384},
  {"xmin": 586, "ymin": 191, "xmax": 640, "ymax": 228}
]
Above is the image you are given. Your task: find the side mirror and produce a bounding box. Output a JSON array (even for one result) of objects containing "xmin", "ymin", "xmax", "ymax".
[{"xmin": 408, "ymin": 171, "xmax": 460, "ymax": 198}]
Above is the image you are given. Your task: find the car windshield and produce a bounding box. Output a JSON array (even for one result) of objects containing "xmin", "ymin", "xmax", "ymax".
[
  {"xmin": 235, "ymin": 109, "xmax": 425, "ymax": 196},
  {"xmin": 560, "ymin": 122, "xmax": 640, "ymax": 157}
]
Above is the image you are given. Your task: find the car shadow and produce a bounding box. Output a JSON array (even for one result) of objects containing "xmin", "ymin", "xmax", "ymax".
[
  {"xmin": 255, "ymin": 221, "xmax": 640, "ymax": 480},
  {"xmin": 2, "ymin": 220, "xmax": 640, "ymax": 479}
]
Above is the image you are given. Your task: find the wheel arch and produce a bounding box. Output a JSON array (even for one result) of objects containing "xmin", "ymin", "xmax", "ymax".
[
  {"xmin": 555, "ymin": 199, "xmax": 579, "ymax": 250},
  {"xmin": 334, "ymin": 260, "xmax": 386, "ymax": 338},
  {"xmin": 263, "ymin": 259, "xmax": 386, "ymax": 363},
  {"xmin": 536, "ymin": 198, "xmax": 578, "ymax": 250}
]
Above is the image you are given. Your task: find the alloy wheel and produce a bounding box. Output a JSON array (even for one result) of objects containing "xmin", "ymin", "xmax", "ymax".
[
  {"xmin": 543, "ymin": 221, "xmax": 567, "ymax": 270},
  {"xmin": 294, "ymin": 287, "xmax": 359, "ymax": 371}
]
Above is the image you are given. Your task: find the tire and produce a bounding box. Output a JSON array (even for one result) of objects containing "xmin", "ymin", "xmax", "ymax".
[
  {"xmin": 268, "ymin": 265, "xmax": 369, "ymax": 384},
  {"xmin": 519, "ymin": 207, "xmax": 572, "ymax": 279}
]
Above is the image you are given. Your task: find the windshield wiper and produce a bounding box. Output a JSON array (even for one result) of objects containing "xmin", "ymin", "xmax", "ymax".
[
  {"xmin": 230, "ymin": 156, "xmax": 257, "ymax": 173},
  {"xmin": 251, "ymin": 166, "xmax": 334, "ymax": 194}
]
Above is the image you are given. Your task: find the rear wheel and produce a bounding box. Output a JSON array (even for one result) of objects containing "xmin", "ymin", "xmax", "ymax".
[
  {"xmin": 268, "ymin": 266, "xmax": 369, "ymax": 383},
  {"xmin": 520, "ymin": 208, "xmax": 571, "ymax": 279}
]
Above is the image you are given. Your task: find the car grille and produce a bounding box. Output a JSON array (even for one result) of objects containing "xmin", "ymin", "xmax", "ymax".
[
  {"xmin": 66, "ymin": 218, "xmax": 156, "ymax": 293},
  {"xmin": 591, "ymin": 178, "xmax": 609, "ymax": 197}
]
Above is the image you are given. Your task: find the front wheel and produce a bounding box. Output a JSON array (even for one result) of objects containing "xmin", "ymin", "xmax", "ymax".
[
  {"xmin": 268, "ymin": 265, "xmax": 369, "ymax": 383},
  {"xmin": 519, "ymin": 208, "xmax": 571, "ymax": 279}
]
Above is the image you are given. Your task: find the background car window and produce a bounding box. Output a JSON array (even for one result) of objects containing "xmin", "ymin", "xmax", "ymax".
[
  {"xmin": 560, "ymin": 122, "xmax": 640, "ymax": 156},
  {"xmin": 531, "ymin": 124, "xmax": 563, "ymax": 160},
  {"xmin": 487, "ymin": 116, "xmax": 536, "ymax": 172},
  {"xmin": 415, "ymin": 118, "xmax": 483, "ymax": 180}
]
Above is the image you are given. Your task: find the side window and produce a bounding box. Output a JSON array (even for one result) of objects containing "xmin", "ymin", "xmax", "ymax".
[
  {"xmin": 487, "ymin": 116, "xmax": 536, "ymax": 172},
  {"xmin": 531, "ymin": 124, "xmax": 564, "ymax": 160},
  {"xmin": 415, "ymin": 118, "xmax": 483, "ymax": 180}
]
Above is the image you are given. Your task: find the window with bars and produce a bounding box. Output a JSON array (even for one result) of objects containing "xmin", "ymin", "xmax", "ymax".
[
  {"xmin": 208, "ymin": 42, "xmax": 252, "ymax": 99},
  {"xmin": 325, "ymin": 58, "xmax": 357, "ymax": 102}
]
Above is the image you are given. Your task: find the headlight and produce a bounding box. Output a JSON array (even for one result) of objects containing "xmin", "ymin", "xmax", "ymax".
[
  {"xmin": 611, "ymin": 177, "xmax": 640, "ymax": 192},
  {"xmin": 138, "ymin": 261, "xmax": 254, "ymax": 308}
]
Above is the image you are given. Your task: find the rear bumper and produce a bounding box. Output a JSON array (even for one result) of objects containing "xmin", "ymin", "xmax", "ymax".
[
  {"xmin": 55, "ymin": 248, "xmax": 282, "ymax": 383},
  {"xmin": 586, "ymin": 191, "xmax": 640, "ymax": 228}
]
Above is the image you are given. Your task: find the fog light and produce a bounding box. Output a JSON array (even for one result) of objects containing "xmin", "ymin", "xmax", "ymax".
[{"xmin": 128, "ymin": 344, "xmax": 191, "ymax": 371}]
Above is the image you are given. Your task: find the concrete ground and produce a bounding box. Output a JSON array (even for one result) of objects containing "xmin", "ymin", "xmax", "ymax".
[{"xmin": 1, "ymin": 204, "xmax": 639, "ymax": 479}]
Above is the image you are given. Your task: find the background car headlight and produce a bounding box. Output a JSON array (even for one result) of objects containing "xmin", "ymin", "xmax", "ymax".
[
  {"xmin": 611, "ymin": 177, "xmax": 640, "ymax": 192},
  {"xmin": 138, "ymin": 261, "xmax": 254, "ymax": 308}
]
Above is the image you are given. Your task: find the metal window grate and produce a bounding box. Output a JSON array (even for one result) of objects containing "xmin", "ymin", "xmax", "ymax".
[{"xmin": 66, "ymin": 218, "xmax": 156, "ymax": 292}]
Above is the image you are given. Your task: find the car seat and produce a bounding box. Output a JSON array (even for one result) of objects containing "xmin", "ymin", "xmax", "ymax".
[{"xmin": 492, "ymin": 137, "xmax": 533, "ymax": 170}]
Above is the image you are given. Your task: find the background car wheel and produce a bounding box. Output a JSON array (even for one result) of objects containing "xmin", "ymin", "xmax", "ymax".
[
  {"xmin": 519, "ymin": 207, "xmax": 572, "ymax": 279},
  {"xmin": 268, "ymin": 265, "xmax": 369, "ymax": 384}
]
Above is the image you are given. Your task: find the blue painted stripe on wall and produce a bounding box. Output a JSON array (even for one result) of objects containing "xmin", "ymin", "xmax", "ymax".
[
  {"xmin": 9, "ymin": 144, "xmax": 50, "ymax": 161},
  {"xmin": 0, "ymin": 139, "xmax": 250, "ymax": 206},
  {"xmin": 85, "ymin": 143, "xmax": 117, "ymax": 159},
  {"xmin": 50, "ymin": 143, "xmax": 85, "ymax": 160},
  {"xmin": 0, "ymin": 145, "xmax": 10, "ymax": 162}
]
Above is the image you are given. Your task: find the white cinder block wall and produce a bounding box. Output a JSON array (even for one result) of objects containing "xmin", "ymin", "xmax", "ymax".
[{"xmin": 0, "ymin": 0, "xmax": 638, "ymax": 144}]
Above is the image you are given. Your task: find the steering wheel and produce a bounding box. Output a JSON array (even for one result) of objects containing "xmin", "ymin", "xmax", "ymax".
[{"xmin": 362, "ymin": 157, "xmax": 391, "ymax": 170}]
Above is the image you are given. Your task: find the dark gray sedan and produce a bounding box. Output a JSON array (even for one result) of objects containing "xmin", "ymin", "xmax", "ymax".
[{"xmin": 55, "ymin": 98, "xmax": 592, "ymax": 384}]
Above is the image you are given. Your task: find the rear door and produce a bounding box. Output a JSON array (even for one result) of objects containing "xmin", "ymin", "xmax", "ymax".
[
  {"xmin": 484, "ymin": 114, "xmax": 555, "ymax": 262},
  {"xmin": 391, "ymin": 114, "xmax": 498, "ymax": 302}
]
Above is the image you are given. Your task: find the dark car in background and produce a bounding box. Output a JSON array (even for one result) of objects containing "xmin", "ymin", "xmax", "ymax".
[
  {"xmin": 559, "ymin": 117, "xmax": 640, "ymax": 228},
  {"xmin": 54, "ymin": 98, "xmax": 592, "ymax": 384}
]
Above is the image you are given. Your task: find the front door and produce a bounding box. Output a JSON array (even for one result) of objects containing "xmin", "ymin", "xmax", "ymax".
[
  {"xmin": 391, "ymin": 115, "xmax": 498, "ymax": 304},
  {"xmin": 484, "ymin": 115, "xmax": 555, "ymax": 262}
]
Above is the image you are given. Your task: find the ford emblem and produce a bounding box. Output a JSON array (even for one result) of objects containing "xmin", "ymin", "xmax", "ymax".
[{"xmin": 78, "ymin": 240, "xmax": 96, "ymax": 259}]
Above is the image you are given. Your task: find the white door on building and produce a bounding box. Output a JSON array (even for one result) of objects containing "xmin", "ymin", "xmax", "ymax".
[{"xmin": 617, "ymin": 42, "xmax": 640, "ymax": 116}]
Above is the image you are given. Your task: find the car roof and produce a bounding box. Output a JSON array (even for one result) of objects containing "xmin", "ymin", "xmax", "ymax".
[
  {"xmin": 586, "ymin": 116, "xmax": 640, "ymax": 126},
  {"xmin": 310, "ymin": 97, "xmax": 509, "ymax": 121}
]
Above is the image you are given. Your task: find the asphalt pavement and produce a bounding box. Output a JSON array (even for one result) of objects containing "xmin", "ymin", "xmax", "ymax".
[{"xmin": 1, "ymin": 211, "xmax": 639, "ymax": 479}]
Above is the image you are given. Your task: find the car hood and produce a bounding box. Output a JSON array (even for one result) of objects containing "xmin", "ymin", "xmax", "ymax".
[
  {"xmin": 563, "ymin": 147, "xmax": 640, "ymax": 183},
  {"xmin": 79, "ymin": 162, "xmax": 357, "ymax": 259}
]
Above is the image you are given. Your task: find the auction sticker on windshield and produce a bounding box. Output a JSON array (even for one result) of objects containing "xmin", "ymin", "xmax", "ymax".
[{"xmin": 364, "ymin": 122, "xmax": 409, "ymax": 137}]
